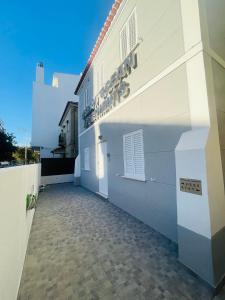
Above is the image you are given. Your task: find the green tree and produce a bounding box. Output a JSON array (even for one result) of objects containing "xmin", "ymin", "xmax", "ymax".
[
  {"xmin": 0, "ymin": 120, "xmax": 17, "ymax": 162},
  {"xmin": 13, "ymin": 147, "xmax": 39, "ymax": 164}
]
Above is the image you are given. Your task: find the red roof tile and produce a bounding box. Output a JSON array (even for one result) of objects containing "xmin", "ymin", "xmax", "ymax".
[{"xmin": 75, "ymin": 0, "xmax": 123, "ymax": 94}]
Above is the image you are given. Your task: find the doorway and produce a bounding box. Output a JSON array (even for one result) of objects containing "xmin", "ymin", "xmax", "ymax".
[{"xmin": 98, "ymin": 142, "xmax": 108, "ymax": 197}]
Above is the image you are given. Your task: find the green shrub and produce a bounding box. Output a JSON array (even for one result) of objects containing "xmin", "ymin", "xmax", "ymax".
[{"xmin": 26, "ymin": 194, "xmax": 37, "ymax": 210}]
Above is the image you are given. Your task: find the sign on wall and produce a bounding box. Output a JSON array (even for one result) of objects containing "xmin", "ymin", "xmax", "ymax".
[
  {"xmin": 82, "ymin": 50, "xmax": 138, "ymax": 128},
  {"xmin": 180, "ymin": 178, "xmax": 202, "ymax": 195}
]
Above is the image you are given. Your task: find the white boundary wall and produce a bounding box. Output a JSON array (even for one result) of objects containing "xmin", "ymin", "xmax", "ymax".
[
  {"xmin": 41, "ymin": 174, "xmax": 74, "ymax": 185},
  {"xmin": 0, "ymin": 164, "xmax": 41, "ymax": 300}
]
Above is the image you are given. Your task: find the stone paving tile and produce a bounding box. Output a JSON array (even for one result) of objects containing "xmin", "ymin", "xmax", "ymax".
[{"xmin": 18, "ymin": 183, "xmax": 218, "ymax": 300}]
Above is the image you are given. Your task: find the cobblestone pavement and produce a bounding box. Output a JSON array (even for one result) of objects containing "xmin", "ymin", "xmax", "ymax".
[{"xmin": 18, "ymin": 183, "xmax": 219, "ymax": 300}]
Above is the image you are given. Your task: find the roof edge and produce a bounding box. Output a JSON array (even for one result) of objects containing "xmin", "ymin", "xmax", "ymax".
[
  {"xmin": 75, "ymin": 0, "xmax": 123, "ymax": 95},
  {"xmin": 59, "ymin": 101, "xmax": 78, "ymax": 126}
]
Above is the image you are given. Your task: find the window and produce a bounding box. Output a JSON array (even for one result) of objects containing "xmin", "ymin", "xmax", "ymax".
[
  {"xmin": 83, "ymin": 87, "xmax": 89, "ymax": 109},
  {"xmin": 123, "ymin": 129, "xmax": 145, "ymax": 180},
  {"xmin": 96, "ymin": 64, "xmax": 104, "ymax": 94},
  {"xmin": 88, "ymin": 84, "xmax": 92, "ymax": 105},
  {"xmin": 120, "ymin": 8, "xmax": 137, "ymax": 60},
  {"xmin": 100, "ymin": 63, "xmax": 104, "ymax": 88},
  {"xmin": 96, "ymin": 71, "xmax": 100, "ymax": 94},
  {"xmin": 84, "ymin": 147, "xmax": 90, "ymax": 170},
  {"xmin": 85, "ymin": 88, "xmax": 88, "ymax": 107},
  {"xmin": 120, "ymin": 25, "xmax": 128, "ymax": 61},
  {"xmin": 82, "ymin": 90, "xmax": 86, "ymax": 109},
  {"xmin": 128, "ymin": 11, "xmax": 137, "ymax": 51}
]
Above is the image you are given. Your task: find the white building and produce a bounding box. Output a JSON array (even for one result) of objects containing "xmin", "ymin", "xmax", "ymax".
[
  {"xmin": 31, "ymin": 63, "xmax": 80, "ymax": 158},
  {"xmin": 52, "ymin": 101, "xmax": 79, "ymax": 158},
  {"xmin": 75, "ymin": 0, "xmax": 225, "ymax": 289}
]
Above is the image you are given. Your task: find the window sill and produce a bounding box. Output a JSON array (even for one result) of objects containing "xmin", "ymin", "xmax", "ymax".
[{"xmin": 121, "ymin": 175, "xmax": 146, "ymax": 182}]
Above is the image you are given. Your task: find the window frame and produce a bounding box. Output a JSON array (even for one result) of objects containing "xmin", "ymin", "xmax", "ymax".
[
  {"xmin": 120, "ymin": 7, "xmax": 138, "ymax": 61},
  {"xmin": 82, "ymin": 81, "xmax": 90, "ymax": 110},
  {"xmin": 84, "ymin": 147, "xmax": 90, "ymax": 171},
  {"xmin": 123, "ymin": 129, "xmax": 145, "ymax": 181},
  {"xmin": 120, "ymin": 22, "xmax": 129, "ymax": 61}
]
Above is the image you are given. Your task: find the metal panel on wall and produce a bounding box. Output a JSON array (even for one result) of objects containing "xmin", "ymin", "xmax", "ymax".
[{"xmin": 41, "ymin": 158, "xmax": 75, "ymax": 176}]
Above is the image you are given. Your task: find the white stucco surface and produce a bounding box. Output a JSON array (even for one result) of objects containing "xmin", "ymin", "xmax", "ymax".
[
  {"xmin": 41, "ymin": 174, "xmax": 74, "ymax": 185},
  {"xmin": 0, "ymin": 164, "xmax": 41, "ymax": 300},
  {"xmin": 31, "ymin": 66, "xmax": 80, "ymax": 157},
  {"xmin": 175, "ymin": 0, "xmax": 225, "ymax": 239}
]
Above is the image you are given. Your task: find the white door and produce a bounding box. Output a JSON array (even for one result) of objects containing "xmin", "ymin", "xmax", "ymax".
[{"xmin": 98, "ymin": 142, "xmax": 108, "ymax": 197}]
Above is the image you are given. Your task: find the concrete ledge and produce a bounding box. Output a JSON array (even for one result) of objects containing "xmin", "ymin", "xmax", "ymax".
[
  {"xmin": 41, "ymin": 174, "xmax": 74, "ymax": 185},
  {"xmin": 95, "ymin": 192, "xmax": 109, "ymax": 201}
]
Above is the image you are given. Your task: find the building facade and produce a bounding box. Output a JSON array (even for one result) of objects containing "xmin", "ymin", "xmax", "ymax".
[
  {"xmin": 75, "ymin": 0, "xmax": 225, "ymax": 288},
  {"xmin": 56, "ymin": 101, "xmax": 79, "ymax": 158},
  {"xmin": 31, "ymin": 63, "xmax": 80, "ymax": 158}
]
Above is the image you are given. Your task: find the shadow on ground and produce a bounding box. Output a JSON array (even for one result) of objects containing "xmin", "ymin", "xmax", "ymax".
[{"xmin": 18, "ymin": 183, "xmax": 221, "ymax": 300}]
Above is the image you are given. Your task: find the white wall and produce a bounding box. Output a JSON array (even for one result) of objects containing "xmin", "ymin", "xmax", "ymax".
[
  {"xmin": 76, "ymin": 0, "xmax": 225, "ymax": 285},
  {"xmin": 31, "ymin": 67, "xmax": 80, "ymax": 158},
  {"xmin": 41, "ymin": 174, "xmax": 74, "ymax": 185},
  {"xmin": 79, "ymin": 0, "xmax": 185, "ymax": 133},
  {"xmin": 175, "ymin": 0, "xmax": 225, "ymax": 240},
  {"xmin": 0, "ymin": 164, "xmax": 41, "ymax": 300}
]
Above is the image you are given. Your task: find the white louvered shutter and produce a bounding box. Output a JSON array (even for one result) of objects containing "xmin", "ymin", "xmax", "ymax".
[
  {"xmin": 88, "ymin": 85, "xmax": 92, "ymax": 105},
  {"xmin": 120, "ymin": 25, "xmax": 128, "ymax": 60},
  {"xmin": 123, "ymin": 130, "xmax": 145, "ymax": 180},
  {"xmin": 128, "ymin": 10, "xmax": 137, "ymax": 51},
  {"xmin": 84, "ymin": 89, "xmax": 87, "ymax": 108},
  {"xmin": 123, "ymin": 134, "xmax": 134, "ymax": 177},
  {"xmin": 86, "ymin": 88, "xmax": 89, "ymax": 106},
  {"xmin": 84, "ymin": 147, "xmax": 90, "ymax": 170},
  {"xmin": 133, "ymin": 130, "xmax": 145, "ymax": 179},
  {"xmin": 97, "ymin": 71, "xmax": 100, "ymax": 93},
  {"xmin": 101, "ymin": 64, "xmax": 104, "ymax": 88}
]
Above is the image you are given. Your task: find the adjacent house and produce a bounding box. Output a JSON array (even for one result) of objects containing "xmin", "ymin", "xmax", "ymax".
[
  {"xmin": 31, "ymin": 62, "xmax": 80, "ymax": 158},
  {"xmin": 74, "ymin": 0, "xmax": 225, "ymax": 289},
  {"xmin": 52, "ymin": 101, "xmax": 79, "ymax": 158}
]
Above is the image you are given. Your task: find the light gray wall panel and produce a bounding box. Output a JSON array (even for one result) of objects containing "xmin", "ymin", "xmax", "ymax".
[
  {"xmin": 78, "ymin": 0, "xmax": 185, "ymax": 134},
  {"xmin": 145, "ymin": 151, "xmax": 176, "ymax": 186},
  {"xmin": 212, "ymin": 60, "xmax": 225, "ymax": 187},
  {"xmin": 178, "ymin": 224, "xmax": 225, "ymax": 287},
  {"xmin": 203, "ymin": 0, "xmax": 225, "ymax": 62},
  {"xmin": 212, "ymin": 226, "xmax": 225, "ymax": 285},
  {"xmin": 178, "ymin": 225, "xmax": 214, "ymax": 285},
  {"xmin": 79, "ymin": 65, "xmax": 191, "ymax": 242},
  {"xmin": 109, "ymin": 178, "xmax": 177, "ymax": 242}
]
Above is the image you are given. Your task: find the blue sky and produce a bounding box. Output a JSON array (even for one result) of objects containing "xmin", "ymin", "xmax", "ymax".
[{"xmin": 0, "ymin": 0, "xmax": 114, "ymax": 145}]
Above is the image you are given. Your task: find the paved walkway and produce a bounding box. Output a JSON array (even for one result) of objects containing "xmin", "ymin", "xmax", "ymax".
[{"xmin": 18, "ymin": 183, "xmax": 221, "ymax": 300}]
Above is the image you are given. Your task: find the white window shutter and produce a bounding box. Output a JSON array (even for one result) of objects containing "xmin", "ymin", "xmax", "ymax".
[
  {"xmin": 85, "ymin": 88, "xmax": 87, "ymax": 106},
  {"xmin": 82, "ymin": 91, "xmax": 85, "ymax": 109},
  {"xmin": 133, "ymin": 130, "xmax": 145, "ymax": 179},
  {"xmin": 123, "ymin": 130, "xmax": 145, "ymax": 180},
  {"xmin": 97, "ymin": 71, "xmax": 100, "ymax": 93},
  {"xmin": 84, "ymin": 147, "xmax": 90, "ymax": 170},
  {"xmin": 123, "ymin": 134, "xmax": 134, "ymax": 177},
  {"xmin": 101, "ymin": 64, "xmax": 104, "ymax": 88},
  {"xmin": 84, "ymin": 90, "xmax": 87, "ymax": 108},
  {"xmin": 120, "ymin": 8, "xmax": 137, "ymax": 61},
  {"xmin": 120, "ymin": 25, "xmax": 128, "ymax": 60},
  {"xmin": 128, "ymin": 10, "xmax": 137, "ymax": 51},
  {"xmin": 88, "ymin": 85, "xmax": 92, "ymax": 105}
]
